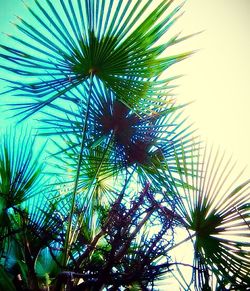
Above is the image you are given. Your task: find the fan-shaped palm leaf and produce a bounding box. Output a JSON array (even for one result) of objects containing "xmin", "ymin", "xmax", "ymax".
[
  {"xmin": 0, "ymin": 128, "xmax": 44, "ymax": 251},
  {"xmin": 0, "ymin": 0, "xmax": 191, "ymax": 119},
  {"xmin": 170, "ymin": 145, "xmax": 250, "ymax": 289},
  {"xmin": 0, "ymin": 128, "xmax": 43, "ymax": 205}
]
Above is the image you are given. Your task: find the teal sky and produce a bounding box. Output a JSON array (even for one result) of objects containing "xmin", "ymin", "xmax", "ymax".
[
  {"xmin": 174, "ymin": 0, "xmax": 250, "ymax": 181},
  {"xmin": 0, "ymin": 0, "xmax": 24, "ymax": 128}
]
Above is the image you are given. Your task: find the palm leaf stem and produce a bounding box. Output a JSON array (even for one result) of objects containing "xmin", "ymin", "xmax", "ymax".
[{"xmin": 63, "ymin": 73, "xmax": 93, "ymax": 268}]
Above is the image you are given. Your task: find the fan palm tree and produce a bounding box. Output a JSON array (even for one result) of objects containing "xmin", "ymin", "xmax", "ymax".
[{"xmin": 0, "ymin": 1, "xmax": 249, "ymax": 291}]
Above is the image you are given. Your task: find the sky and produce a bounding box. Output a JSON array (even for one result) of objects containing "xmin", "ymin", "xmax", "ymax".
[
  {"xmin": 170, "ymin": 0, "xmax": 250, "ymax": 180},
  {"xmin": 0, "ymin": 1, "xmax": 249, "ymax": 290}
]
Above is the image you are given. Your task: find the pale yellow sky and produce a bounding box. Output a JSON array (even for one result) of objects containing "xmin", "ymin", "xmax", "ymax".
[{"xmin": 168, "ymin": 0, "xmax": 250, "ymax": 180}]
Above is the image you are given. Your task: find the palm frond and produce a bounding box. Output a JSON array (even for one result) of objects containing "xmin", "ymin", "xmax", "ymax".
[
  {"xmin": 170, "ymin": 145, "xmax": 250, "ymax": 288},
  {"xmin": 0, "ymin": 0, "xmax": 191, "ymax": 119},
  {"xmin": 0, "ymin": 127, "xmax": 45, "ymax": 250},
  {"xmin": 0, "ymin": 127, "xmax": 44, "ymax": 206}
]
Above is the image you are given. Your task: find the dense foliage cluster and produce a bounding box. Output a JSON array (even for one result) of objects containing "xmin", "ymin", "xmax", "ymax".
[{"xmin": 0, "ymin": 1, "xmax": 249, "ymax": 290}]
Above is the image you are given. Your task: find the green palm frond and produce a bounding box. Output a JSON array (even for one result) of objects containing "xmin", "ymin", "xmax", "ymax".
[
  {"xmin": 0, "ymin": 128, "xmax": 46, "ymax": 279},
  {"xmin": 0, "ymin": 128, "xmax": 44, "ymax": 206},
  {"xmin": 48, "ymin": 138, "xmax": 122, "ymax": 204},
  {"xmin": 0, "ymin": 127, "xmax": 44, "ymax": 248},
  {"xmin": 24, "ymin": 195, "xmax": 65, "ymax": 251},
  {"xmin": 0, "ymin": 0, "xmax": 191, "ymax": 119},
  {"xmin": 171, "ymin": 145, "xmax": 250, "ymax": 288}
]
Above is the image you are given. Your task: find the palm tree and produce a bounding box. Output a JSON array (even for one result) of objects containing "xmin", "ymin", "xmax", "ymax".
[{"xmin": 0, "ymin": 1, "xmax": 249, "ymax": 290}]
